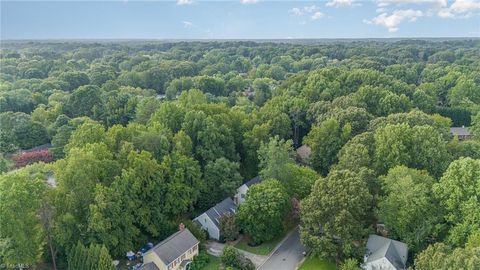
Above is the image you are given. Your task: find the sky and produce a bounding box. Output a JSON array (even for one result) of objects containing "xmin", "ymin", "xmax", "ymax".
[{"xmin": 1, "ymin": 0, "xmax": 479, "ymax": 40}]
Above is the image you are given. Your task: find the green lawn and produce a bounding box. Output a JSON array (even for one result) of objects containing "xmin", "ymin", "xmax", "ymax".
[
  {"xmin": 200, "ymin": 254, "xmax": 221, "ymax": 270},
  {"xmin": 299, "ymin": 256, "xmax": 337, "ymax": 270},
  {"xmin": 234, "ymin": 233, "xmax": 285, "ymax": 256}
]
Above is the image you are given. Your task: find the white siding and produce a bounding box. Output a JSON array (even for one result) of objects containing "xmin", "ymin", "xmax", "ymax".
[{"xmin": 193, "ymin": 213, "xmax": 220, "ymax": 240}]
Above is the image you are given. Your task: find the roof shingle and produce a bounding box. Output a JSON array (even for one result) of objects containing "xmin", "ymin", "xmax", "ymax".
[{"xmin": 145, "ymin": 229, "xmax": 199, "ymax": 265}]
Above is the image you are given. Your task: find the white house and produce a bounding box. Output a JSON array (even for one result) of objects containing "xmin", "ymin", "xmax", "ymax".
[
  {"xmin": 233, "ymin": 176, "xmax": 262, "ymax": 205},
  {"xmin": 193, "ymin": 197, "xmax": 237, "ymax": 241},
  {"xmin": 362, "ymin": 235, "xmax": 408, "ymax": 270}
]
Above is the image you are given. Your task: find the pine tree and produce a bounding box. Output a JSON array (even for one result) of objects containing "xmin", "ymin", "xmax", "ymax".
[{"xmin": 98, "ymin": 245, "xmax": 114, "ymax": 270}]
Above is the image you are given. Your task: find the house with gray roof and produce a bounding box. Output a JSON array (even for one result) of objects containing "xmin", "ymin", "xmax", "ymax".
[
  {"xmin": 362, "ymin": 235, "xmax": 408, "ymax": 270},
  {"xmin": 193, "ymin": 197, "xmax": 237, "ymax": 241},
  {"xmin": 450, "ymin": 126, "xmax": 472, "ymax": 140},
  {"xmin": 140, "ymin": 224, "xmax": 199, "ymax": 270},
  {"xmin": 234, "ymin": 176, "xmax": 262, "ymax": 205}
]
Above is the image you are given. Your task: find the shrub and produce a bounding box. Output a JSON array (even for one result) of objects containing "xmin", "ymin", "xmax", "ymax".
[
  {"xmin": 221, "ymin": 246, "xmax": 255, "ymax": 270},
  {"xmin": 219, "ymin": 213, "xmax": 239, "ymax": 242},
  {"xmin": 189, "ymin": 250, "xmax": 210, "ymax": 270},
  {"xmin": 12, "ymin": 149, "xmax": 53, "ymax": 168}
]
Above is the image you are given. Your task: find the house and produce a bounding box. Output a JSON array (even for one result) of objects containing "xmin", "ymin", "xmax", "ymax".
[
  {"xmin": 140, "ymin": 224, "xmax": 199, "ymax": 270},
  {"xmin": 193, "ymin": 197, "xmax": 237, "ymax": 241},
  {"xmin": 296, "ymin": 145, "xmax": 311, "ymax": 165},
  {"xmin": 234, "ymin": 176, "xmax": 262, "ymax": 205},
  {"xmin": 362, "ymin": 235, "xmax": 408, "ymax": 270},
  {"xmin": 450, "ymin": 126, "xmax": 472, "ymax": 140}
]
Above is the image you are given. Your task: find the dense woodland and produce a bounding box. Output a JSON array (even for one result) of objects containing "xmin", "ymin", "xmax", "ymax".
[{"xmin": 1, "ymin": 40, "xmax": 480, "ymax": 269}]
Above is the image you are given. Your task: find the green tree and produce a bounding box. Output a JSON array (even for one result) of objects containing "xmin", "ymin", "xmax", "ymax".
[
  {"xmin": 200, "ymin": 158, "xmax": 242, "ymax": 208},
  {"xmin": 0, "ymin": 169, "xmax": 46, "ymax": 266},
  {"xmin": 161, "ymin": 153, "xmax": 203, "ymax": 217},
  {"xmin": 219, "ymin": 213, "xmax": 240, "ymax": 242},
  {"xmin": 414, "ymin": 234, "xmax": 480, "ymax": 270},
  {"xmin": 340, "ymin": 258, "xmax": 362, "ymax": 270},
  {"xmin": 67, "ymin": 242, "xmax": 113, "ymax": 270},
  {"xmin": 54, "ymin": 143, "xmax": 120, "ymax": 248},
  {"xmin": 433, "ymin": 158, "xmax": 480, "ymax": 246},
  {"xmin": 64, "ymin": 121, "xmax": 106, "ymax": 153},
  {"xmin": 64, "ymin": 85, "xmax": 105, "ymax": 119},
  {"xmin": 300, "ymin": 169, "xmax": 373, "ymax": 262},
  {"xmin": 374, "ymin": 124, "xmax": 450, "ymax": 177},
  {"xmin": 304, "ymin": 118, "xmax": 351, "ymax": 176},
  {"xmin": 378, "ymin": 166, "xmax": 443, "ymax": 252},
  {"xmin": 258, "ymin": 136, "xmax": 295, "ymax": 181},
  {"xmin": 238, "ymin": 179, "xmax": 290, "ymax": 244}
]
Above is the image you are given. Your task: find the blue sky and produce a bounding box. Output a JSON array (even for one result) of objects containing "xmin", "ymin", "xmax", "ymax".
[{"xmin": 1, "ymin": 0, "xmax": 479, "ymax": 39}]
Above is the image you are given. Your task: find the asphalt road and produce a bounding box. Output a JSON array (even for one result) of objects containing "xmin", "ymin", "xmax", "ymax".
[{"xmin": 258, "ymin": 228, "xmax": 306, "ymax": 270}]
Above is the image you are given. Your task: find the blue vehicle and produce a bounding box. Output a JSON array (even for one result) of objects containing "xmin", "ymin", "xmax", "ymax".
[{"xmin": 138, "ymin": 243, "xmax": 154, "ymax": 254}]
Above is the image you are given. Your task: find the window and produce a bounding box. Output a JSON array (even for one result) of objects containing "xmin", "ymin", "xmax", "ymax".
[{"xmin": 241, "ymin": 194, "xmax": 245, "ymax": 199}]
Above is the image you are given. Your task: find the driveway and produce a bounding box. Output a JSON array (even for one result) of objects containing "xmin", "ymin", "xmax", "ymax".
[
  {"xmin": 257, "ymin": 227, "xmax": 306, "ymax": 270},
  {"xmin": 204, "ymin": 240, "xmax": 268, "ymax": 268}
]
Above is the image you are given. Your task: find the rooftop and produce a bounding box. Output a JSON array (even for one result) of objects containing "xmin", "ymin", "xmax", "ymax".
[
  {"xmin": 365, "ymin": 235, "xmax": 408, "ymax": 270},
  {"xmin": 204, "ymin": 197, "xmax": 237, "ymax": 227},
  {"xmin": 450, "ymin": 126, "xmax": 471, "ymax": 136},
  {"xmin": 244, "ymin": 175, "xmax": 262, "ymax": 187},
  {"xmin": 145, "ymin": 228, "xmax": 199, "ymax": 265}
]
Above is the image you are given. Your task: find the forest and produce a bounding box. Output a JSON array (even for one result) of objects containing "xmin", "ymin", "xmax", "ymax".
[{"xmin": 0, "ymin": 39, "xmax": 480, "ymax": 269}]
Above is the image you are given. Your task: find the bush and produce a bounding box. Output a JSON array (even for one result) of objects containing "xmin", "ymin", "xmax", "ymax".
[
  {"xmin": 12, "ymin": 149, "xmax": 53, "ymax": 168},
  {"xmin": 221, "ymin": 246, "xmax": 240, "ymax": 266},
  {"xmin": 220, "ymin": 213, "xmax": 239, "ymax": 242},
  {"xmin": 189, "ymin": 250, "xmax": 210, "ymax": 270},
  {"xmin": 221, "ymin": 246, "xmax": 255, "ymax": 270}
]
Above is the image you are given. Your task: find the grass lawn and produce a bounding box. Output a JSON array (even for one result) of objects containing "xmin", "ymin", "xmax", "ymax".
[
  {"xmin": 234, "ymin": 233, "xmax": 285, "ymax": 256},
  {"xmin": 299, "ymin": 256, "xmax": 337, "ymax": 270},
  {"xmin": 200, "ymin": 254, "xmax": 221, "ymax": 270}
]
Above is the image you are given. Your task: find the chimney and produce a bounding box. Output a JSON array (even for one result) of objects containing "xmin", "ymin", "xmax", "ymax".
[{"xmin": 179, "ymin": 223, "xmax": 185, "ymax": 231}]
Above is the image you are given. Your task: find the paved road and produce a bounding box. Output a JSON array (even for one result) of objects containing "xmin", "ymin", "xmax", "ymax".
[{"xmin": 258, "ymin": 228, "xmax": 306, "ymax": 270}]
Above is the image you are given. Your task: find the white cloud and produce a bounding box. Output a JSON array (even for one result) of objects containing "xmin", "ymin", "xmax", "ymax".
[
  {"xmin": 326, "ymin": 0, "xmax": 358, "ymax": 8},
  {"xmin": 438, "ymin": 0, "xmax": 480, "ymax": 18},
  {"xmin": 368, "ymin": 9, "xmax": 423, "ymax": 32},
  {"xmin": 376, "ymin": 0, "xmax": 447, "ymax": 8},
  {"xmin": 177, "ymin": 0, "xmax": 193, "ymax": 5},
  {"xmin": 304, "ymin": 5, "xmax": 319, "ymax": 13},
  {"xmin": 240, "ymin": 0, "xmax": 260, "ymax": 4},
  {"xmin": 311, "ymin": 11, "xmax": 325, "ymax": 20},
  {"xmin": 182, "ymin": 21, "xmax": 194, "ymax": 28},
  {"xmin": 289, "ymin": 8, "xmax": 304, "ymax": 16},
  {"xmin": 290, "ymin": 5, "xmax": 324, "ymax": 20},
  {"xmin": 377, "ymin": 0, "xmax": 448, "ymax": 9}
]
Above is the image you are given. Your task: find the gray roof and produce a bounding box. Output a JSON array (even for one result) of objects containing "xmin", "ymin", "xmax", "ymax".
[
  {"xmin": 145, "ymin": 229, "xmax": 199, "ymax": 265},
  {"xmin": 205, "ymin": 197, "xmax": 237, "ymax": 228},
  {"xmin": 139, "ymin": 262, "xmax": 160, "ymax": 270},
  {"xmin": 450, "ymin": 127, "xmax": 471, "ymax": 136},
  {"xmin": 245, "ymin": 176, "xmax": 262, "ymax": 187},
  {"xmin": 366, "ymin": 235, "xmax": 408, "ymax": 270}
]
